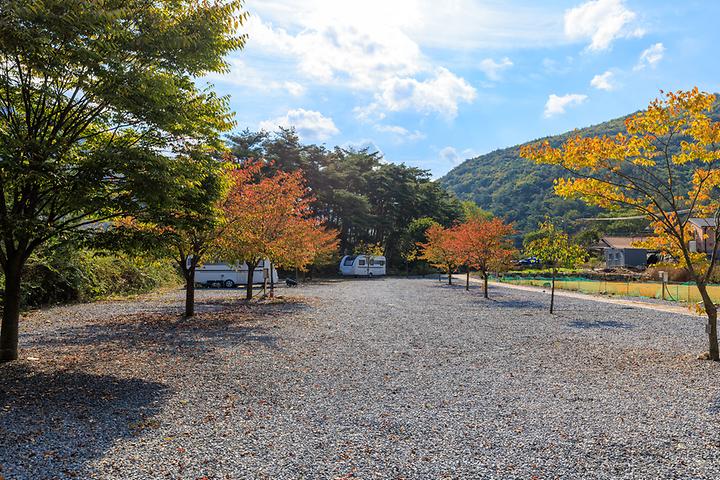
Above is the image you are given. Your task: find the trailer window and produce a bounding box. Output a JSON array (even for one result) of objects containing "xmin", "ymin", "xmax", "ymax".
[
  {"xmin": 358, "ymin": 260, "xmax": 366, "ymax": 266},
  {"xmin": 343, "ymin": 256, "xmax": 357, "ymax": 266},
  {"xmin": 377, "ymin": 260, "xmax": 385, "ymax": 266}
]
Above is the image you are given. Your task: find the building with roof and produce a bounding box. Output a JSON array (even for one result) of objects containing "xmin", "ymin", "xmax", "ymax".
[
  {"xmin": 688, "ymin": 218, "xmax": 717, "ymax": 254},
  {"xmin": 594, "ymin": 236, "xmax": 650, "ymax": 268}
]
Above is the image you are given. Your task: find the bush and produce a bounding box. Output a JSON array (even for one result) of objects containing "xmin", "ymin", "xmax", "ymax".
[{"xmin": 1, "ymin": 245, "xmax": 181, "ymax": 309}]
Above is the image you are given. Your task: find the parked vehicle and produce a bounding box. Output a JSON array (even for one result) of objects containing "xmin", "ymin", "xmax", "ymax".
[
  {"xmin": 339, "ymin": 255, "xmax": 387, "ymax": 277},
  {"xmin": 195, "ymin": 261, "xmax": 279, "ymax": 288},
  {"xmin": 516, "ymin": 257, "xmax": 541, "ymax": 267}
]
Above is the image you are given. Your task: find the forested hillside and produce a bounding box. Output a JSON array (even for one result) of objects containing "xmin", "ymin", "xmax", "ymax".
[
  {"xmin": 439, "ymin": 116, "xmax": 632, "ymax": 234},
  {"xmin": 441, "ymin": 103, "xmax": 720, "ymax": 235}
]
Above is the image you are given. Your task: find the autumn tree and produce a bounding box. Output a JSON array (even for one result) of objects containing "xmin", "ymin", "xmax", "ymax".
[
  {"xmin": 524, "ymin": 222, "xmax": 585, "ymax": 314},
  {"xmin": 522, "ymin": 88, "xmax": 720, "ymax": 358},
  {"xmin": 452, "ymin": 218, "xmax": 516, "ymax": 297},
  {"xmin": 419, "ymin": 224, "xmax": 459, "ymax": 285},
  {"xmin": 0, "ymin": 0, "xmax": 246, "ymax": 362},
  {"xmin": 271, "ymin": 214, "xmax": 339, "ymax": 292},
  {"xmin": 218, "ymin": 161, "xmax": 333, "ymax": 300}
]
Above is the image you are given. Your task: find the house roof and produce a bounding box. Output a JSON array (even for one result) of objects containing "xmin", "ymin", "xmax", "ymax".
[
  {"xmin": 688, "ymin": 218, "xmax": 717, "ymax": 228},
  {"xmin": 597, "ymin": 236, "xmax": 649, "ymax": 249}
]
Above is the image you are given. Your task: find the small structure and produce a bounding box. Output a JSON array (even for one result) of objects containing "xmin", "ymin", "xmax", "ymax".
[
  {"xmin": 339, "ymin": 255, "xmax": 387, "ymax": 277},
  {"xmin": 688, "ymin": 218, "xmax": 716, "ymax": 254},
  {"xmin": 595, "ymin": 236, "xmax": 649, "ymax": 268}
]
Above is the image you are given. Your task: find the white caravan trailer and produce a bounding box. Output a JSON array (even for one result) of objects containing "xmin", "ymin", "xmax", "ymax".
[
  {"xmin": 195, "ymin": 260, "xmax": 279, "ymax": 288},
  {"xmin": 339, "ymin": 255, "xmax": 387, "ymax": 277}
]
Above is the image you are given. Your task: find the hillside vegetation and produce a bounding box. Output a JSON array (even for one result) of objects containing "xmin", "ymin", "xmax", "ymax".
[
  {"xmin": 439, "ymin": 108, "xmax": 720, "ymax": 235},
  {"xmin": 439, "ymin": 116, "xmax": 632, "ymax": 234}
]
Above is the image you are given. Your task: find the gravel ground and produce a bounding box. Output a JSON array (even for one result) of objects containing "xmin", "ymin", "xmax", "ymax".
[{"xmin": 2, "ymin": 278, "xmax": 720, "ymax": 479}]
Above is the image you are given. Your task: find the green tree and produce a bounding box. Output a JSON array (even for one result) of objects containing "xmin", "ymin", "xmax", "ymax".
[
  {"xmin": 0, "ymin": 0, "xmax": 246, "ymax": 362},
  {"xmin": 524, "ymin": 222, "xmax": 586, "ymax": 313},
  {"xmin": 398, "ymin": 217, "xmax": 437, "ymax": 275}
]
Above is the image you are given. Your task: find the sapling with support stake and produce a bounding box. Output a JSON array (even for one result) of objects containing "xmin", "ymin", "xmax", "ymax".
[
  {"xmin": 522, "ymin": 88, "xmax": 720, "ymax": 360},
  {"xmin": 524, "ymin": 222, "xmax": 586, "ymax": 314}
]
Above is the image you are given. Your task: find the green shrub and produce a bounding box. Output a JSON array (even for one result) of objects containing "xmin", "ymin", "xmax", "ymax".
[{"xmin": 0, "ymin": 245, "xmax": 181, "ymax": 308}]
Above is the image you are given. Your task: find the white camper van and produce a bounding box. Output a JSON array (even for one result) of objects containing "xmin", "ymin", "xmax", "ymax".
[
  {"xmin": 195, "ymin": 261, "xmax": 279, "ymax": 288},
  {"xmin": 339, "ymin": 255, "xmax": 387, "ymax": 277}
]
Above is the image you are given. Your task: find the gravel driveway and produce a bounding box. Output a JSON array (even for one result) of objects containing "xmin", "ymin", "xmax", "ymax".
[{"xmin": 1, "ymin": 278, "xmax": 720, "ymax": 479}]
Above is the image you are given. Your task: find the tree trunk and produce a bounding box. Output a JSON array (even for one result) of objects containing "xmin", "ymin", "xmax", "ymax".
[
  {"xmin": 550, "ymin": 269, "xmax": 556, "ymax": 314},
  {"xmin": 483, "ymin": 272, "xmax": 489, "ymax": 299},
  {"xmin": 1, "ymin": 257, "xmax": 23, "ymax": 363},
  {"xmin": 184, "ymin": 266, "xmax": 195, "ymax": 318},
  {"xmin": 697, "ymin": 282, "xmax": 719, "ymax": 360},
  {"xmin": 246, "ymin": 261, "xmax": 257, "ymax": 300},
  {"xmin": 270, "ymin": 263, "xmax": 275, "ymax": 298},
  {"xmin": 447, "ymin": 266, "xmax": 452, "ymax": 285},
  {"xmin": 466, "ymin": 270, "xmax": 470, "ymax": 291}
]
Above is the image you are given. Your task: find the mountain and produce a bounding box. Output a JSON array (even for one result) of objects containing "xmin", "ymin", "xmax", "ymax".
[
  {"xmin": 438, "ymin": 115, "xmax": 635, "ymax": 235},
  {"xmin": 441, "ymin": 100, "xmax": 720, "ymax": 236}
]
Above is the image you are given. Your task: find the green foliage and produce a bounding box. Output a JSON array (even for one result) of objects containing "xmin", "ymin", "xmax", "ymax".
[
  {"xmin": 439, "ymin": 108, "xmax": 720, "ymax": 234},
  {"xmin": 524, "ymin": 222, "xmax": 587, "ymax": 271},
  {"xmin": 2, "ymin": 245, "xmax": 179, "ymax": 308},
  {"xmin": 227, "ymin": 129, "xmax": 464, "ymax": 266},
  {"xmin": 0, "ymin": 0, "xmax": 245, "ymax": 265},
  {"xmin": 460, "ymin": 200, "xmax": 493, "ymax": 221}
]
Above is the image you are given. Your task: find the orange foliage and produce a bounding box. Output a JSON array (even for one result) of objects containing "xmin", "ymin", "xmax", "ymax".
[
  {"xmin": 218, "ymin": 160, "xmax": 338, "ymax": 272},
  {"xmin": 450, "ymin": 218, "xmax": 517, "ymax": 275}
]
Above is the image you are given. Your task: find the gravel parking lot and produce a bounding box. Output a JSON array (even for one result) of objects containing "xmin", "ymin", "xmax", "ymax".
[{"xmin": 2, "ymin": 278, "xmax": 720, "ymax": 479}]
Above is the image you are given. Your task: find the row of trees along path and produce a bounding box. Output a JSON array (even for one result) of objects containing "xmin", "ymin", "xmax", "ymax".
[
  {"xmin": 418, "ymin": 217, "xmax": 517, "ymax": 298},
  {"xmin": 0, "ymin": 0, "xmax": 248, "ymax": 362},
  {"xmin": 0, "ymin": 0, "xmax": 339, "ymax": 362}
]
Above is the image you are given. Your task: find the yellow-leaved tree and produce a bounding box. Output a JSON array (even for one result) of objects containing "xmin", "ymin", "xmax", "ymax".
[{"xmin": 521, "ymin": 88, "xmax": 720, "ymax": 360}]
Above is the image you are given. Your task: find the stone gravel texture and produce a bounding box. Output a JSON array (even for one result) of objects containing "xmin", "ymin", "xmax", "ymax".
[{"xmin": 2, "ymin": 278, "xmax": 720, "ymax": 479}]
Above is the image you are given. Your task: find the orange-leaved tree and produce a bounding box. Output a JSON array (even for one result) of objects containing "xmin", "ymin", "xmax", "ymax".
[
  {"xmin": 218, "ymin": 160, "xmax": 333, "ymax": 300},
  {"xmin": 272, "ymin": 215, "xmax": 339, "ymax": 289},
  {"xmin": 452, "ymin": 218, "xmax": 517, "ymax": 297},
  {"xmin": 521, "ymin": 88, "xmax": 720, "ymax": 358},
  {"xmin": 419, "ymin": 223, "xmax": 459, "ymax": 285}
]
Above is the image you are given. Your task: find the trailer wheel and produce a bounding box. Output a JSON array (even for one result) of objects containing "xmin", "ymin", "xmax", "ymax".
[{"xmin": 223, "ymin": 279, "xmax": 236, "ymax": 288}]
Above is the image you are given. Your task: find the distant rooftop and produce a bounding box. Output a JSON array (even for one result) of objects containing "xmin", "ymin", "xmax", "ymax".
[
  {"xmin": 688, "ymin": 218, "xmax": 717, "ymax": 228},
  {"xmin": 597, "ymin": 236, "xmax": 649, "ymax": 250}
]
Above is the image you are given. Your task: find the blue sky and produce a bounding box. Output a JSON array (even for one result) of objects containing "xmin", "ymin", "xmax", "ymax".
[{"xmin": 202, "ymin": 0, "xmax": 720, "ymax": 177}]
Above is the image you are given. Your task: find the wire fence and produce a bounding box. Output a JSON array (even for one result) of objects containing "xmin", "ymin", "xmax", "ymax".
[{"xmin": 496, "ymin": 275, "xmax": 720, "ymax": 304}]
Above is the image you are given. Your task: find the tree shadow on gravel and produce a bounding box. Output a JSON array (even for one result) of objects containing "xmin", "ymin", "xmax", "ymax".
[
  {"xmin": 23, "ymin": 298, "xmax": 312, "ymax": 362},
  {"xmin": 565, "ymin": 319, "xmax": 635, "ymax": 329},
  {"xmin": 0, "ymin": 364, "xmax": 169, "ymax": 479}
]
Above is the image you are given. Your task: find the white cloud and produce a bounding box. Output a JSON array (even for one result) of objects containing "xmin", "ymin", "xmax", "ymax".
[
  {"xmin": 374, "ymin": 124, "xmax": 425, "ymax": 141},
  {"xmin": 634, "ymin": 43, "xmax": 665, "ymax": 70},
  {"xmin": 440, "ymin": 147, "xmax": 462, "ymax": 165},
  {"xmin": 203, "ymin": 58, "xmax": 306, "ymax": 96},
  {"xmin": 544, "ymin": 93, "xmax": 588, "ymax": 117},
  {"xmin": 259, "ymin": 109, "xmax": 339, "ymax": 141},
  {"xmin": 245, "ymin": 15, "xmax": 423, "ymax": 90},
  {"xmin": 590, "ymin": 70, "xmax": 615, "ymax": 90},
  {"xmin": 247, "ymin": 1, "xmax": 566, "ymax": 51},
  {"xmin": 374, "ymin": 68, "xmax": 477, "ymax": 119},
  {"xmin": 243, "ymin": 6, "xmax": 477, "ymax": 119},
  {"xmin": 439, "ymin": 146, "xmax": 476, "ymax": 166},
  {"xmin": 342, "ymin": 139, "xmax": 385, "ymax": 158},
  {"xmin": 283, "ymin": 82, "xmax": 306, "ymax": 96},
  {"xmin": 479, "ymin": 57, "xmax": 513, "ymax": 81},
  {"xmin": 564, "ymin": 0, "xmax": 644, "ymax": 51}
]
